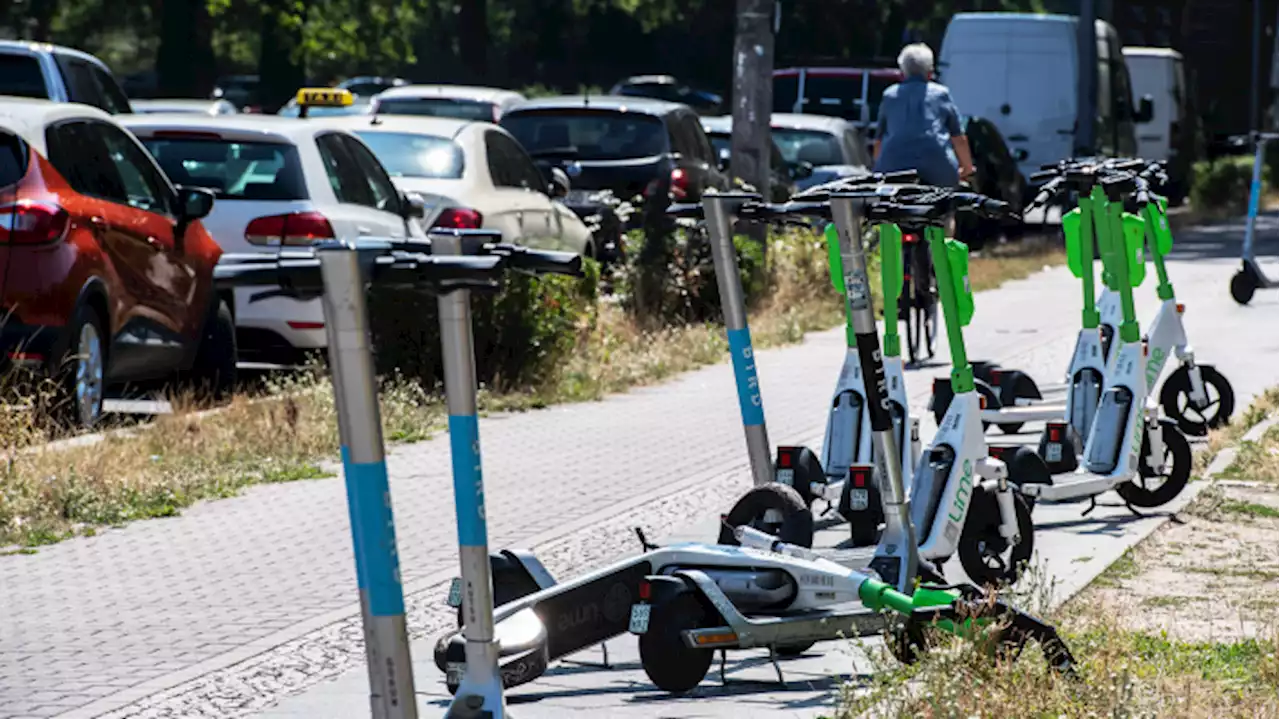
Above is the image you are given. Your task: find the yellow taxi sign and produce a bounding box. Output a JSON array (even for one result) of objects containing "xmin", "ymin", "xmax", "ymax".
[{"xmin": 296, "ymin": 88, "xmax": 353, "ymax": 108}]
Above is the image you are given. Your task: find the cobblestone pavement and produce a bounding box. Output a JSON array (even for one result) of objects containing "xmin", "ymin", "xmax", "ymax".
[{"xmin": 0, "ymin": 218, "xmax": 1274, "ymax": 719}]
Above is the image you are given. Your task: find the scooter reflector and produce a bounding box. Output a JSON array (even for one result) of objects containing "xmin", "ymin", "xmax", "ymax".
[
  {"xmin": 945, "ymin": 238, "xmax": 975, "ymax": 326},
  {"xmin": 824, "ymin": 223, "xmax": 845, "ymax": 294},
  {"xmin": 1062, "ymin": 207, "xmax": 1084, "ymax": 279}
]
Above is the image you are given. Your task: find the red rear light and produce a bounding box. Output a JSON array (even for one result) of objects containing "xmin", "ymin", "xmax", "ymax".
[
  {"xmin": 990, "ymin": 369, "xmax": 1002, "ymax": 383},
  {"xmin": 151, "ymin": 130, "xmax": 224, "ymax": 140},
  {"xmin": 244, "ymin": 212, "xmax": 335, "ymax": 246},
  {"xmin": 638, "ymin": 579, "xmax": 651, "ymax": 601},
  {"xmin": 778, "ymin": 448, "xmax": 794, "ymax": 468},
  {"xmin": 903, "ymin": 233, "xmax": 918, "ymax": 244},
  {"xmin": 670, "ymin": 168, "xmax": 689, "ymax": 200},
  {"xmin": 1048, "ymin": 422, "xmax": 1065, "ymax": 442},
  {"xmin": 0, "ymin": 201, "xmax": 69, "ymax": 245},
  {"xmin": 432, "ymin": 208, "xmax": 483, "ymax": 229},
  {"xmin": 287, "ymin": 321, "xmax": 325, "ymax": 330},
  {"xmin": 850, "ymin": 465, "xmax": 870, "ymax": 488}
]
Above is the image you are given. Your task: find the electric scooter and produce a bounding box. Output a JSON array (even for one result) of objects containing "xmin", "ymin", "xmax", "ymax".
[
  {"xmin": 1015, "ymin": 167, "xmax": 1193, "ymax": 513},
  {"xmin": 1231, "ymin": 131, "xmax": 1280, "ymax": 305}
]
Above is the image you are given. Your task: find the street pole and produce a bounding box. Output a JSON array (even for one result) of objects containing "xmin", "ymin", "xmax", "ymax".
[
  {"xmin": 730, "ymin": 0, "xmax": 775, "ymax": 245},
  {"xmin": 1076, "ymin": 0, "xmax": 1097, "ymax": 156},
  {"xmin": 318, "ymin": 246, "xmax": 418, "ymax": 719},
  {"xmin": 1250, "ymin": 0, "xmax": 1261, "ymax": 133}
]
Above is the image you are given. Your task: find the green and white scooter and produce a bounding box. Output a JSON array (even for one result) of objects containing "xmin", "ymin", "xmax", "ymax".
[
  {"xmin": 1023, "ymin": 171, "xmax": 1193, "ymax": 512},
  {"xmin": 819, "ymin": 220, "xmax": 921, "ymax": 547}
]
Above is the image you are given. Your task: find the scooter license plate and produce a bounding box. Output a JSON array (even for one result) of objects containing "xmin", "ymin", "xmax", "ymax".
[
  {"xmin": 776, "ymin": 468, "xmax": 795, "ymax": 487},
  {"xmin": 850, "ymin": 488, "xmax": 869, "ymax": 511},
  {"xmin": 447, "ymin": 577, "xmax": 462, "ymax": 608},
  {"xmin": 446, "ymin": 662, "xmax": 465, "ymax": 686},
  {"xmin": 629, "ymin": 603, "xmax": 651, "ymax": 634},
  {"xmin": 1046, "ymin": 444, "xmax": 1063, "ymax": 463}
]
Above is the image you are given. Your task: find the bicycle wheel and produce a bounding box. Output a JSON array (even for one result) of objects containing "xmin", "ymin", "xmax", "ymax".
[{"xmin": 903, "ymin": 242, "xmax": 921, "ymax": 364}]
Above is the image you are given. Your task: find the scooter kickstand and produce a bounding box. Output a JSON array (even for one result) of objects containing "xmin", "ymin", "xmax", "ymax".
[
  {"xmin": 768, "ymin": 645, "xmax": 786, "ymax": 685},
  {"xmin": 1124, "ymin": 502, "xmax": 1145, "ymax": 518},
  {"xmin": 719, "ymin": 649, "xmax": 728, "ymax": 685},
  {"xmin": 1081, "ymin": 496, "xmax": 1098, "ymax": 517}
]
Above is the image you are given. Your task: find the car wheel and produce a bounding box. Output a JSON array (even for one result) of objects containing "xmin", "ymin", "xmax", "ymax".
[
  {"xmin": 186, "ymin": 297, "xmax": 237, "ymax": 401},
  {"xmin": 49, "ymin": 305, "xmax": 107, "ymax": 430}
]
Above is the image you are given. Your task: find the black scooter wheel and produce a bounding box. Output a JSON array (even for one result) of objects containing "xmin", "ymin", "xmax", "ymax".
[
  {"xmin": 1116, "ymin": 422, "xmax": 1192, "ymax": 508},
  {"xmin": 718, "ymin": 483, "xmax": 815, "ymax": 548},
  {"xmin": 1160, "ymin": 365, "xmax": 1235, "ymax": 437},
  {"xmin": 976, "ymin": 379, "xmax": 1002, "ymax": 432},
  {"xmin": 455, "ymin": 554, "xmax": 543, "ymax": 627},
  {"xmin": 958, "ymin": 490, "xmax": 1033, "ymax": 587},
  {"xmin": 995, "ymin": 370, "xmax": 1043, "ymax": 435},
  {"xmin": 639, "ymin": 593, "xmax": 715, "ymax": 694},
  {"xmin": 1231, "ymin": 268, "xmax": 1257, "ymax": 305}
]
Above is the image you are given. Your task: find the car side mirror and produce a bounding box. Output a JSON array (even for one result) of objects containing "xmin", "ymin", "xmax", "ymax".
[
  {"xmin": 178, "ymin": 186, "xmax": 214, "ymax": 221},
  {"xmin": 791, "ymin": 161, "xmax": 814, "ymax": 180},
  {"xmin": 1135, "ymin": 95, "xmax": 1155, "ymax": 123},
  {"xmin": 549, "ymin": 167, "xmax": 570, "ymax": 199},
  {"xmin": 401, "ymin": 191, "xmax": 426, "ymax": 219},
  {"xmin": 716, "ymin": 148, "xmax": 731, "ymax": 172}
]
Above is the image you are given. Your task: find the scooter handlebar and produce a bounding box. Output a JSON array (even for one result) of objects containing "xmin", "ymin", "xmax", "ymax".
[
  {"xmin": 665, "ymin": 202, "xmax": 704, "ymax": 219},
  {"xmin": 486, "ymin": 244, "xmax": 584, "ymax": 277},
  {"xmin": 740, "ymin": 201, "xmax": 831, "ymax": 221}
]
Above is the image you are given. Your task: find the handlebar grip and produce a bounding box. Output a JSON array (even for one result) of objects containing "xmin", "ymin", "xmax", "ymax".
[
  {"xmin": 665, "ymin": 202, "xmax": 704, "ymax": 219},
  {"xmin": 1029, "ymin": 169, "xmax": 1058, "ymax": 183},
  {"xmin": 1109, "ymin": 158, "xmax": 1146, "ymax": 172},
  {"xmin": 410, "ymin": 255, "xmax": 505, "ymax": 283},
  {"xmin": 1039, "ymin": 162, "xmax": 1062, "ymax": 171},
  {"xmin": 876, "ymin": 170, "xmax": 918, "ymax": 183}
]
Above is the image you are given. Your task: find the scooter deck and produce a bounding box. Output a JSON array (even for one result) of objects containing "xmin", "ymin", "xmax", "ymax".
[{"xmin": 980, "ymin": 402, "xmax": 1068, "ymax": 424}]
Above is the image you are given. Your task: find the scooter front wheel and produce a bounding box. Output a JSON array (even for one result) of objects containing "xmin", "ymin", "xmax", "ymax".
[
  {"xmin": 639, "ymin": 593, "xmax": 716, "ymax": 694},
  {"xmin": 1116, "ymin": 422, "xmax": 1192, "ymax": 508},
  {"xmin": 718, "ymin": 483, "xmax": 815, "ymax": 548},
  {"xmin": 958, "ymin": 490, "xmax": 1034, "ymax": 587},
  {"xmin": 1231, "ymin": 267, "xmax": 1258, "ymax": 305},
  {"xmin": 1160, "ymin": 365, "xmax": 1235, "ymax": 437}
]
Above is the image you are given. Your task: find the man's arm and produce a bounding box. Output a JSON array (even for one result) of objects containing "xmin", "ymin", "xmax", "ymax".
[{"xmin": 940, "ymin": 88, "xmax": 975, "ymax": 180}]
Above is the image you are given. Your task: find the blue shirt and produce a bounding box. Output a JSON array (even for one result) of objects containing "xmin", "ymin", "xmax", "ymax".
[{"xmin": 874, "ymin": 76, "xmax": 963, "ymax": 188}]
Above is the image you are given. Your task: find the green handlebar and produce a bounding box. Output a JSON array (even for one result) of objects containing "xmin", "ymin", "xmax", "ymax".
[
  {"xmin": 880, "ymin": 224, "xmax": 904, "ymax": 358},
  {"xmin": 1141, "ymin": 200, "xmax": 1176, "ymax": 300}
]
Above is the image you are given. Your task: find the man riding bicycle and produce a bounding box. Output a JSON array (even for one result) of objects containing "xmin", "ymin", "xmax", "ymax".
[{"xmin": 872, "ymin": 43, "xmax": 976, "ymax": 362}]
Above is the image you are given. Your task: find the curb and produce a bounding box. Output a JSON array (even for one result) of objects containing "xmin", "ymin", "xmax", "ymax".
[{"xmin": 1202, "ymin": 410, "xmax": 1279, "ymax": 481}]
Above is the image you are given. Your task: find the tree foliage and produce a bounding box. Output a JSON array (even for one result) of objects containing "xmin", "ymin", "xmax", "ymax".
[{"xmin": 0, "ymin": 0, "xmax": 1045, "ymax": 104}]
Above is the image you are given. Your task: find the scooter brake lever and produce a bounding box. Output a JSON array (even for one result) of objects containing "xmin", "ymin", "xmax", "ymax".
[{"xmin": 634, "ymin": 527, "xmax": 659, "ymax": 552}]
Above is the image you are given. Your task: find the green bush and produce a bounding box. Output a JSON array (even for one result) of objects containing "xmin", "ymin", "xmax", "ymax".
[
  {"xmin": 367, "ymin": 260, "xmax": 600, "ymax": 390},
  {"xmin": 1191, "ymin": 151, "xmax": 1278, "ymax": 214},
  {"xmin": 612, "ymin": 226, "xmax": 767, "ymax": 326}
]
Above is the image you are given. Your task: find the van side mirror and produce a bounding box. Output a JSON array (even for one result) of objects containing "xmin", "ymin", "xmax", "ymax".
[{"xmin": 1135, "ymin": 95, "xmax": 1154, "ymax": 123}]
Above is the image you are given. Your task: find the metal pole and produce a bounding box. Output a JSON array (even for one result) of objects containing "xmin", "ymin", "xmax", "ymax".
[
  {"xmin": 317, "ymin": 245, "xmax": 418, "ymax": 719},
  {"xmin": 1076, "ymin": 0, "xmax": 1097, "ymax": 156},
  {"xmin": 829, "ymin": 196, "xmax": 916, "ymax": 592},
  {"xmin": 433, "ymin": 231, "xmax": 506, "ymax": 719},
  {"xmin": 703, "ymin": 193, "xmax": 773, "ymax": 487},
  {"xmin": 1250, "ymin": 0, "xmax": 1261, "ymax": 135}
]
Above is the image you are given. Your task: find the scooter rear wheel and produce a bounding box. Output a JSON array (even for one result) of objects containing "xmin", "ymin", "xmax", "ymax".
[
  {"xmin": 1116, "ymin": 422, "xmax": 1192, "ymax": 508},
  {"xmin": 718, "ymin": 483, "xmax": 815, "ymax": 548},
  {"xmin": 639, "ymin": 593, "xmax": 716, "ymax": 694},
  {"xmin": 1159, "ymin": 365, "xmax": 1235, "ymax": 437},
  {"xmin": 958, "ymin": 490, "xmax": 1034, "ymax": 587},
  {"xmin": 1231, "ymin": 268, "xmax": 1258, "ymax": 305}
]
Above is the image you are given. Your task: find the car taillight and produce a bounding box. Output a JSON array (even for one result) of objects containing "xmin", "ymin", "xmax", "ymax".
[
  {"xmin": 670, "ymin": 168, "xmax": 689, "ymax": 200},
  {"xmin": 432, "ymin": 208, "xmax": 483, "ymax": 229},
  {"xmin": 244, "ymin": 212, "xmax": 335, "ymax": 246},
  {"xmin": 0, "ymin": 201, "xmax": 69, "ymax": 245}
]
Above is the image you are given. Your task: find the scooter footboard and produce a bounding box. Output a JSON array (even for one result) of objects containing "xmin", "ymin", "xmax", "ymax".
[{"xmin": 435, "ymin": 557, "xmax": 655, "ymax": 688}]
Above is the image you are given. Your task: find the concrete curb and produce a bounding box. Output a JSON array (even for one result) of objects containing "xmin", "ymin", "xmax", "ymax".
[{"xmin": 1201, "ymin": 410, "xmax": 1279, "ymax": 481}]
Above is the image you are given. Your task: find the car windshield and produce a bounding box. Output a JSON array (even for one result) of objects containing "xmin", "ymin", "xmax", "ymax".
[
  {"xmin": 140, "ymin": 138, "xmax": 308, "ymax": 200},
  {"xmin": 772, "ymin": 128, "xmax": 844, "ymax": 167},
  {"xmin": 502, "ymin": 109, "xmax": 668, "ymax": 161},
  {"xmin": 374, "ymin": 97, "xmax": 497, "ymax": 122},
  {"xmin": 353, "ymin": 131, "xmax": 465, "ymax": 179},
  {"xmin": 0, "ymin": 54, "xmax": 49, "ymax": 99}
]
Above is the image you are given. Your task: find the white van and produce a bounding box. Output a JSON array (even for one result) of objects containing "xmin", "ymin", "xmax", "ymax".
[
  {"xmin": 938, "ymin": 13, "xmax": 1150, "ymax": 191},
  {"xmin": 1123, "ymin": 47, "xmax": 1195, "ymax": 202}
]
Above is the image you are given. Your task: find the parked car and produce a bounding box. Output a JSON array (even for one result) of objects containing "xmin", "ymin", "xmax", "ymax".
[
  {"xmin": 956, "ymin": 115, "xmax": 1027, "ymax": 250},
  {"xmin": 772, "ymin": 67, "xmax": 902, "ymax": 139},
  {"xmin": 211, "ymin": 74, "xmax": 262, "ymax": 112},
  {"xmin": 131, "ymin": 99, "xmax": 239, "ymax": 116},
  {"xmin": 698, "ymin": 115, "xmax": 800, "ymax": 202},
  {"xmin": 276, "ymin": 96, "xmax": 371, "ymax": 118},
  {"xmin": 336, "ymin": 75, "xmax": 409, "ymax": 98},
  {"xmin": 500, "ymin": 95, "xmax": 730, "ymax": 232},
  {"xmin": 369, "ymin": 85, "xmax": 526, "ymax": 123},
  {"xmin": 0, "ymin": 41, "xmax": 132, "ymax": 114},
  {"xmin": 318, "ymin": 115, "xmax": 598, "ymax": 259},
  {"xmin": 0, "ymin": 98, "xmax": 228, "ymax": 427},
  {"xmin": 608, "ymin": 75, "xmax": 723, "ymax": 115},
  {"xmin": 769, "ymin": 113, "xmax": 872, "ymax": 191},
  {"xmin": 121, "ymin": 92, "xmax": 425, "ymax": 365}
]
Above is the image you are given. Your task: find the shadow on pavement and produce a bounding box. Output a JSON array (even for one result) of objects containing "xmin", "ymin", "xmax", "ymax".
[{"xmin": 1167, "ymin": 214, "xmax": 1278, "ymax": 261}]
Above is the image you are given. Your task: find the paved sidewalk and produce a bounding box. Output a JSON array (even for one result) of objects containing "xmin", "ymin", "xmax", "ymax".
[{"xmin": 0, "ymin": 217, "xmax": 1274, "ymax": 718}]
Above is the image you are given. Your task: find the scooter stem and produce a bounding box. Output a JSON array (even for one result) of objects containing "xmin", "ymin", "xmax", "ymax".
[
  {"xmin": 925, "ymin": 225, "xmax": 974, "ymax": 393},
  {"xmin": 830, "ymin": 194, "xmax": 916, "ymax": 592},
  {"xmin": 879, "ymin": 223, "xmax": 905, "ymax": 358},
  {"xmin": 1077, "ymin": 187, "xmax": 1101, "ymax": 330}
]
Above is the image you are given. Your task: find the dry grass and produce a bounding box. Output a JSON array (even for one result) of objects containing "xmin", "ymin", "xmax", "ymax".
[
  {"xmin": 1196, "ymin": 386, "xmax": 1279, "ymax": 477},
  {"xmin": 0, "ymin": 231, "xmax": 1066, "ymax": 549}
]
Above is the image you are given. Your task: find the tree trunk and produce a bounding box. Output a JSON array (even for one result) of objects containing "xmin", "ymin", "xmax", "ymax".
[
  {"xmin": 157, "ymin": 0, "xmax": 215, "ymax": 98},
  {"xmin": 730, "ymin": 0, "xmax": 774, "ymax": 246},
  {"xmin": 257, "ymin": 0, "xmax": 306, "ymax": 113},
  {"xmin": 458, "ymin": 0, "xmax": 488, "ymax": 83}
]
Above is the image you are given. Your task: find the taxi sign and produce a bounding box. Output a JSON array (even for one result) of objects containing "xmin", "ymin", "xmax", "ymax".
[{"xmin": 296, "ymin": 88, "xmax": 354, "ymax": 108}]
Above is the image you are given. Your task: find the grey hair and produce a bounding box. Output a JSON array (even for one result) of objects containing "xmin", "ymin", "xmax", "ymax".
[{"xmin": 898, "ymin": 43, "xmax": 934, "ymax": 78}]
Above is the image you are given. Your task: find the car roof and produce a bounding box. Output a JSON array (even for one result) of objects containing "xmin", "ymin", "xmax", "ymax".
[
  {"xmin": 619, "ymin": 75, "xmax": 678, "ymax": 86},
  {"xmin": 311, "ymin": 114, "xmax": 479, "ymax": 139},
  {"xmin": 375, "ymin": 85, "xmax": 523, "ymax": 103},
  {"xmin": 699, "ymin": 115, "xmax": 732, "ymax": 134},
  {"xmin": 507, "ymin": 94, "xmax": 684, "ymax": 115},
  {"xmin": 0, "ymin": 40, "xmax": 111, "ymax": 70},
  {"xmin": 131, "ymin": 99, "xmax": 222, "ymax": 109},
  {"xmin": 770, "ymin": 113, "xmax": 851, "ymax": 133},
  {"xmin": 0, "ymin": 97, "xmax": 113, "ymax": 147},
  {"xmin": 117, "ymin": 113, "xmax": 332, "ymax": 144}
]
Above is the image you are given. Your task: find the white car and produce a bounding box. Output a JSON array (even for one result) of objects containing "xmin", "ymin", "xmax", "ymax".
[
  {"xmin": 131, "ymin": 99, "xmax": 238, "ymax": 116},
  {"xmin": 120, "ymin": 114, "xmax": 424, "ymax": 363},
  {"xmin": 369, "ymin": 85, "xmax": 525, "ymax": 123},
  {"xmin": 316, "ymin": 114, "xmax": 596, "ymax": 258}
]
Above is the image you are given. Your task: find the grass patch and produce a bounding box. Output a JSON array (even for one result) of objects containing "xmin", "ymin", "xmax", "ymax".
[
  {"xmin": 1141, "ymin": 595, "xmax": 1195, "ymax": 609},
  {"xmin": 1094, "ymin": 548, "xmax": 1140, "ymax": 588},
  {"xmin": 1219, "ymin": 497, "xmax": 1280, "ymax": 518},
  {"xmin": 0, "ymin": 232, "xmax": 1064, "ymax": 549},
  {"xmin": 1197, "ymin": 386, "xmax": 1279, "ymax": 476},
  {"xmin": 1220, "ymin": 425, "xmax": 1279, "ymax": 482}
]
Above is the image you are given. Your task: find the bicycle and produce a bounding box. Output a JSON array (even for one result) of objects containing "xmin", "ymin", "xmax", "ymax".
[{"xmin": 901, "ymin": 228, "xmax": 938, "ymax": 365}]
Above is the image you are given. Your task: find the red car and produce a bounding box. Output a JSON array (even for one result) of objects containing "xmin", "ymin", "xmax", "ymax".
[{"xmin": 0, "ymin": 98, "xmax": 231, "ymax": 428}]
